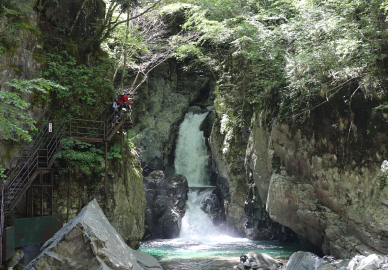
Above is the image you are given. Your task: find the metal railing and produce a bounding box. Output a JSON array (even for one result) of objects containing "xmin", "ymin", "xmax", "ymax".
[{"xmin": 2, "ymin": 104, "xmax": 131, "ymax": 213}]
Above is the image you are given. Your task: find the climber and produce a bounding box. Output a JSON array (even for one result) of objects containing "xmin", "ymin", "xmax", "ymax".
[
  {"xmin": 117, "ymin": 94, "xmax": 133, "ymax": 121},
  {"xmin": 110, "ymin": 98, "xmax": 119, "ymax": 127},
  {"xmin": 117, "ymin": 94, "xmax": 133, "ymax": 107}
]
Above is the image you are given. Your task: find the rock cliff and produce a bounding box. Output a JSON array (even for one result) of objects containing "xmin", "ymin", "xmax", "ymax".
[
  {"xmin": 143, "ymin": 170, "xmax": 188, "ymax": 239},
  {"xmin": 132, "ymin": 60, "xmax": 215, "ymax": 172},
  {"xmin": 53, "ymin": 148, "xmax": 146, "ymax": 249},
  {"xmin": 209, "ymin": 87, "xmax": 388, "ymax": 257},
  {"xmin": 0, "ymin": 0, "xmax": 42, "ymax": 163},
  {"xmin": 0, "ymin": 0, "xmax": 146, "ymax": 249},
  {"xmin": 247, "ymin": 113, "xmax": 388, "ymax": 258}
]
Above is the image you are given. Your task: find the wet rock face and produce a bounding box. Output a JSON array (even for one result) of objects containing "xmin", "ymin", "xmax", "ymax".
[
  {"xmin": 133, "ymin": 60, "xmax": 215, "ymax": 172},
  {"xmin": 244, "ymin": 182, "xmax": 298, "ymax": 242},
  {"xmin": 248, "ymin": 114, "xmax": 388, "ymax": 258},
  {"xmin": 42, "ymin": 0, "xmax": 105, "ymax": 50},
  {"xmin": 24, "ymin": 199, "xmax": 162, "ymax": 270},
  {"xmin": 209, "ymin": 118, "xmax": 247, "ymax": 236},
  {"xmin": 143, "ymin": 170, "xmax": 189, "ymax": 239},
  {"xmin": 52, "ymin": 154, "xmax": 146, "ymax": 249},
  {"xmin": 199, "ymin": 188, "xmax": 225, "ymax": 226},
  {"xmin": 210, "ymin": 114, "xmax": 294, "ymax": 240}
]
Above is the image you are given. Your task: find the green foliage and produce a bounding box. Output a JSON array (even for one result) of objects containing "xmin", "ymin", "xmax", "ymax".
[
  {"xmin": 0, "ymin": 4, "xmax": 26, "ymax": 19},
  {"xmin": 1, "ymin": 78, "xmax": 63, "ymax": 141},
  {"xmin": 166, "ymin": 0, "xmax": 256, "ymax": 21},
  {"xmin": 164, "ymin": 0, "xmax": 388, "ymax": 128},
  {"xmin": 108, "ymin": 143, "xmax": 122, "ymax": 160},
  {"xmin": 373, "ymin": 102, "xmax": 388, "ymax": 112},
  {"xmin": 55, "ymin": 138, "xmax": 105, "ymax": 176},
  {"xmin": 276, "ymin": 0, "xmax": 388, "ymax": 122},
  {"xmin": 0, "ymin": 3, "xmax": 36, "ymax": 53},
  {"xmin": 0, "ymin": 166, "xmax": 6, "ymax": 182},
  {"xmin": 167, "ymin": 5, "xmax": 233, "ymax": 72},
  {"xmin": 42, "ymin": 51, "xmax": 114, "ymax": 119},
  {"xmin": 102, "ymin": 22, "xmax": 149, "ymax": 70}
]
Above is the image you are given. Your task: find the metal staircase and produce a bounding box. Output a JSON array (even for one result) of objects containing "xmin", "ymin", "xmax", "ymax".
[{"xmin": 0, "ymin": 104, "xmax": 132, "ymax": 262}]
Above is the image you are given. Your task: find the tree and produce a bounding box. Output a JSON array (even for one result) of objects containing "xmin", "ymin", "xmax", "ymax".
[
  {"xmin": 102, "ymin": 1, "xmax": 173, "ymax": 95},
  {"xmin": 87, "ymin": 0, "xmax": 164, "ymax": 50},
  {"xmin": 0, "ymin": 78, "xmax": 64, "ymax": 141}
]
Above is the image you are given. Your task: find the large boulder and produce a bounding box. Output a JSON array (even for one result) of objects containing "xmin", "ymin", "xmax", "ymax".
[
  {"xmin": 143, "ymin": 171, "xmax": 189, "ymax": 239},
  {"xmin": 347, "ymin": 254, "xmax": 388, "ymax": 270},
  {"xmin": 286, "ymin": 251, "xmax": 336, "ymax": 270},
  {"xmin": 285, "ymin": 252, "xmax": 388, "ymax": 270},
  {"xmin": 24, "ymin": 199, "xmax": 162, "ymax": 270},
  {"xmin": 235, "ymin": 252, "xmax": 283, "ymax": 270}
]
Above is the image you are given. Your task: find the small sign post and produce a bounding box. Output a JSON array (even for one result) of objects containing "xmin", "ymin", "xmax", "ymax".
[{"xmin": 49, "ymin": 123, "xmax": 52, "ymax": 133}]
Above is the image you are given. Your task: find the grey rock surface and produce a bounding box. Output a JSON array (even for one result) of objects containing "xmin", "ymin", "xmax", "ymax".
[
  {"xmin": 199, "ymin": 188, "xmax": 225, "ymax": 226},
  {"xmin": 0, "ymin": 0, "xmax": 42, "ymax": 164},
  {"xmin": 132, "ymin": 60, "xmax": 215, "ymax": 172},
  {"xmin": 24, "ymin": 199, "xmax": 162, "ymax": 270},
  {"xmin": 143, "ymin": 171, "xmax": 188, "ymax": 239},
  {"xmin": 235, "ymin": 252, "xmax": 283, "ymax": 270},
  {"xmin": 286, "ymin": 251, "xmax": 336, "ymax": 270},
  {"xmin": 347, "ymin": 254, "xmax": 388, "ymax": 270},
  {"xmin": 246, "ymin": 113, "xmax": 388, "ymax": 257},
  {"xmin": 42, "ymin": 0, "xmax": 105, "ymax": 50}
]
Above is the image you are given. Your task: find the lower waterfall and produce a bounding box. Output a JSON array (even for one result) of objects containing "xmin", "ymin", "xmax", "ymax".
[{"xmin": 179, "ymin": 189, "xmax": 219, "ymax": 240}]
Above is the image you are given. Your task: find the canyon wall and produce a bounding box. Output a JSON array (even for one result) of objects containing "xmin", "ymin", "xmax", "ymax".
[{"xmin": 210, "ymin": 88, "xmax": 388, "ymax": 258}]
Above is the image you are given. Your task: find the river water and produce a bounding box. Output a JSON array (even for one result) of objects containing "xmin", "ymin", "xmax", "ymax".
[
  {"xmin": 139, "ymin": 111, "xmax": 301, "ymax": 269},
  {"xmin": 140, "ymin": 238, "xmax": 300, "ymax": 269}
]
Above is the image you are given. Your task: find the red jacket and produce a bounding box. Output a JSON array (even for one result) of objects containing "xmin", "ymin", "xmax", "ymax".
[{"xmin": 118, "ymin": 95, "xmax": 133, "ymax": 105}]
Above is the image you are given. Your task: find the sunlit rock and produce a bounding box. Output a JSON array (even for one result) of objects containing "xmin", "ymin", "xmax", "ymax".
[
  {"xmin": 24, "ymin": 199, "xmax": 162, "ymax": 270},
  {"xmin": 234, "ymin": 252, "xmax": 283, "ymax": 270},
  {"xmin": 286, "ymin": 251, "xmax": 336, "ymax": 270}
]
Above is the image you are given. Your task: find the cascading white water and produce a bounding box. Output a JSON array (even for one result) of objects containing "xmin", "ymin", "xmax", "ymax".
[
  {"xmin": 179, "ymin": 190, "xmax": 219, "ymax": 240},
  {"xmin": 174, "ymin": 111, "xmax": 219, "ymax": 240},
  {"xmin": 174, "ymin": 111, "xmax": 210, "ymax": 187}
]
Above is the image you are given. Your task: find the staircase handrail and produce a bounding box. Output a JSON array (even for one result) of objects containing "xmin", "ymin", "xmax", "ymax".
[
  {"xmin": 2, "ymin": 105, "xmax": 132, "ymax": 212},
  {"xmin": 46, "ymin": 121, "xmax": 67, "ymax": 162},
  {"xmin": 4, "ymin": 121, "xmax": 67, "ymax": 209},
  {"xmin": 4, "ymin": 124, "xmax": 49, "ymax": 183}
]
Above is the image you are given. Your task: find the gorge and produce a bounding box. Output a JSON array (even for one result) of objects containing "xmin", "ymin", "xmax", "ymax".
[
  {"xmin": 0, "ymin": 0, "xmax": 387, "ymax": 269},
  {"xmin": 140, "ymin": 109, "xmax": 301, "ymax": 269}
]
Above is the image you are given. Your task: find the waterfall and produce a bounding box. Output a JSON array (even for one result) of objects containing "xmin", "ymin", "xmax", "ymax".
[
  {"xmin": 174, "ymin": 111, "xmax": 219, "ymax": 240},
  {"xmin": 174, "ymin": 111, "xmax": 210, "ymax": 187}
]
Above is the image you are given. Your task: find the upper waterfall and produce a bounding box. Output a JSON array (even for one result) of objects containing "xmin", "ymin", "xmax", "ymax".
[{"xmin": 174, "ymin": 111, "xmax": 210, "ymax": 187}]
